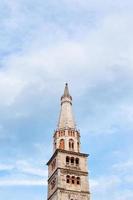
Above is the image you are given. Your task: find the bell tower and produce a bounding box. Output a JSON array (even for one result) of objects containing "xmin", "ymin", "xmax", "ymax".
[{"xmin": 47, "ymin": 84, "xmax": 90, "ymax": 200}]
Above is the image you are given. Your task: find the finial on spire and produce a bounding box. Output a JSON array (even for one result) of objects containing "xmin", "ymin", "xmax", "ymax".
[
  {"xmin": 64, "ymin": 83, "xmax": 69, "ymax": 96},
  {"xmin": 61, "ymin": 83, "xmax": 72, "ymax": 101}
]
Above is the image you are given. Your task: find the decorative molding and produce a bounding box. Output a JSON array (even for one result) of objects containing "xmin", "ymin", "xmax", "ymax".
[
  {"xmin": 48, "ymin": 187, "xmax": 90, "ymax": 200},
  {"xmin": 48, "ymin": 167, "xmax": 88, "ymax": 182},
  {"xmin": 47, "ymin": 149, "xmax": 89, "ymax": 165}
]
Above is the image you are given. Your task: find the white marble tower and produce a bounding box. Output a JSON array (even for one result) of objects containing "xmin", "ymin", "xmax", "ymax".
[{"xmin": 47, "ymin": 84, "xmax": 90, "ymax": 200}]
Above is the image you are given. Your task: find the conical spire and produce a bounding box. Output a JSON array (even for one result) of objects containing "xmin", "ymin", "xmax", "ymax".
[{"xmin": 58, "ymin": 83, "xmax": 76, "ymax": 129}]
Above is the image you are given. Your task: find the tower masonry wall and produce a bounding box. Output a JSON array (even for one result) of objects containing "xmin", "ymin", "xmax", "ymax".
[
  {"xmin": 57, "ymin": 151, "xmax": 88, "ymax": 172},
  {"xmin": 48, "ymin": 171, "xmax": 58, "ymax": 198},
  {"xmin": 49, "ymin": 190, "xmax": 90, "ymax": 200},
  {"xmin": 58, "ymin": 169, "xmax": 89, "ymax": 192},
  {"xmin": 47, "ymin": 151, "xmax": 90, "ymax": 199},
  {"xmin": 48, "ymin": 190, "xmax": 58, "ymax": 200},
  {"xmin": 48, "ymin": 151, "xmax": 89, "ymax": 179}
]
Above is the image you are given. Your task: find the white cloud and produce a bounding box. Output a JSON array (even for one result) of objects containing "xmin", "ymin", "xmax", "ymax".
[
  {"xmin": 0, "ymin": 10, "xmax": 133, "ymax": 141},
  {"xmin": 0, "ymin": 179, "xmax": 46, "ymax": 186},
  {"xmin": 0, "ymin": 164, "xmax": 14, "ymax": 171},
  {"xmin": 90, "ymin": 175, "xmax": 121, "ymax": 191},
  {"xmin": 0, "ymin": 72, "xmax": 25, "ymax": 106},
  {"xmin": 90, "ymin": 175, "xmax": 133, "ymax": 200},
  {"xmin": 0, "ymin": 160, "xmax": 47, "ymax": 187},
  {"xmin": 15, "ymin": 160, "xmax": 47, "ymax": 177},
  {"xmin": 0, "ymin": 160, "xmax": 47, "ymax": 178},
  {"xmin": 113, "ymin": 160, "xmax": 133, "ymax": 172}
]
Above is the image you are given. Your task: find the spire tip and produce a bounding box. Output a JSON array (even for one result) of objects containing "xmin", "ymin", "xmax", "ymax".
[{"xmin": 61, "ymin": 83, "xmax": 72, "ymax": 101}]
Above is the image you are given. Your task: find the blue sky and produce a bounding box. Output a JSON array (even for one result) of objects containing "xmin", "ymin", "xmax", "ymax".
[{"xmin": 0, "ymin": 0, "xmax": 133, "ymax": 199}]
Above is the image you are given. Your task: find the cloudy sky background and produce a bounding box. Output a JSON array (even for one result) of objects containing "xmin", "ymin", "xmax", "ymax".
[{"xmin": 0, "ymin": 0, "xmax": 133, "ymax": 199}]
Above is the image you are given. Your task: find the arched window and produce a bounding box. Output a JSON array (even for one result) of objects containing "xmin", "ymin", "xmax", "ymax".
[
  {"xmin": 59, "ymin": 139, "xmax": 65, "ymax": 150},
  {"xmin": 69, "ymin": 139, "xmax": 74, "ymax": 151},
  {"xmin": 71, "ymin": 157, "xmax": 74, "ymax": 165},
  {"xmin": 51, "ymin": 178, "xmax": 56, "ymax": 189},
  {"xmin": 76, "ymin": 158, "xmax": 79, "ymax": 166},
  {"xmin": 69, "ymin": 141, "xmax": 71, "ymax": 148},
  {"xmin": 71, "ymin": 176, "xmax": 75, "ymax": 184},
  {"xmin": 72, "ymin": 142, "xmax": 74, "ymax": 149},
  {"xmin": 51, "ymin": 159, "xmax": 56, "ymax": 170},
  {"xmin": 66, "ymin": 156, "xmax": 70, "ymax": 164},
  {"xmin": 77, "ymin": 177, "xmax": 80, "ymax": 185},
  {"xmin": 66, "ymin": 175, "xmax": 70, "ymax": 183}
]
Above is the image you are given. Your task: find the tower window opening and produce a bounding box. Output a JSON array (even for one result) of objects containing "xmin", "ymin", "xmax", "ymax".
[
  {"xmin": 71, "ymin": 157, "xmax": 74, "ymax": 165},
  {"xmin": 66, "ymin": 175, "xmax": 70, "ymax": 183},
  {"xmin": 59, "ymin": 139, "xmax": 65, "ymax": 150},
  {"xmin": 71, "ymin": 176, "xmax": 75, "ymax": 184},
  {"xmin": 66, "ymin": 156, "xmax": 70, "ymax": 164},
  {"xmin": 77, "ymin": 177, "xmax": 80, "ymax": 185},
  {"xmin": 51, "ymin": 178, "xmax": 56, "ymax": 189},
  {"xmin": 69, "ymin": 139, "xmax": 74, "ymax": 151},
  {"xmin": 51, "ymin": 159, "xmax": 56, "ymax": 171},
  {"xmin": 72, "ymin": 142, "xmax": 74, "ymax": 149},
  {"xmin": 69, "ymin": 141, "xmax": 71, "ymax": 148},
  {"xmin": 76, "ymin": 158, "xmax": 79, "ymax": 166}
]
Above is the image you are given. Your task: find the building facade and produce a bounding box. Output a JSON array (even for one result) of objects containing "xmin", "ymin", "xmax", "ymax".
[{"xmin": 47, "ymin": 84, "xmax": 90, "ymax": 200}]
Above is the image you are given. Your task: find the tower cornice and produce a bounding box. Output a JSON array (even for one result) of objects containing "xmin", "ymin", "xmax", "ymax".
[
  {"xmin": 47, "ymin": 188, "xmax": 90, "ymax": 200},
  {"xmin": 48, "ymin": 167, "xmax": 89, "ymax": 183},
  {"xmin": 46, "ymin": 149, "xmax": 89, "ymax": 166}
]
